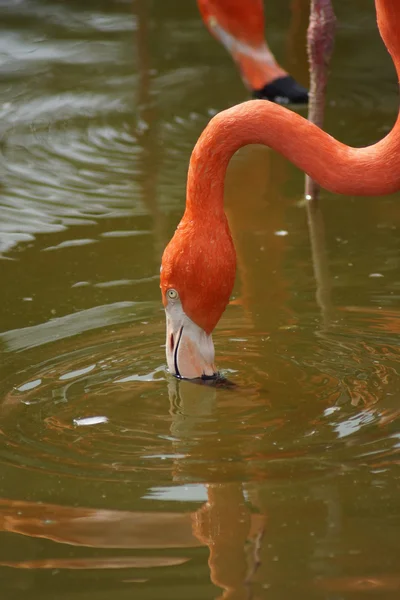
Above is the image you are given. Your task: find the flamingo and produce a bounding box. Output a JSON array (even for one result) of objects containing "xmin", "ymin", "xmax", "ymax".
[
  {"xmin": 197, "ymin": 0, "xmax": 309, "ymax": 104},
  {"xmin": 160, "ymin": 0, "xmax": 400, "ymax": 380}
]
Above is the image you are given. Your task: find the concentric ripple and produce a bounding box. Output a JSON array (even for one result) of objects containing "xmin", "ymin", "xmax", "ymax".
[
  {"xmin": 0, "ymin": 317, "xmax": 169, "ymax": 481},
  {"xmin": 0, "ymin": 301, "xmax": 399, "ymax": 487}
]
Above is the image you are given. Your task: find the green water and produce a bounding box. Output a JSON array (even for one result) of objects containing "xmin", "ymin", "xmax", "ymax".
[{"xmin": 0, "ymin": 0, "xmax": 399, "ymax": 598}]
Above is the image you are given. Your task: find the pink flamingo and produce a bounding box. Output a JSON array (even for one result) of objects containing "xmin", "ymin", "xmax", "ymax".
[
  {"xmin": 197, "ymin": 0, "xmax": 309, "ymax": 104},
  {"xmin": 161, "ymin": 0, "xmax": 400, "ymax": 380}
]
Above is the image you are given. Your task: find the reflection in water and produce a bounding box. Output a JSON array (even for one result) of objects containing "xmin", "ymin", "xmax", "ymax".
[
  {"xmin": 165, "ymin": 377, "xmax": 398, "ymax": 599},
  {"xmin": 225, "ymin": 145, "xmax": 292, "ymax": 328},
  {"xmin": 0, "ymin": 498, "xmax": 201, "ymax": 549},
  {"xmin": 305, "ymin": 200, "xmax": 334, "ymax": 329},
  {"xmin": 0, "ymin": 317, "xmax": 398, "ymax": 593},
  {"xmin": 192, "ymin": 484, "xmax": 263, "ymax": 600},
  {"xmin": 315, "ymin": 575, "xmax": 400, "ymax": 593},
  {"xmin": 1, "ymin": 557, "xmax": 188, "ymax": 570}
]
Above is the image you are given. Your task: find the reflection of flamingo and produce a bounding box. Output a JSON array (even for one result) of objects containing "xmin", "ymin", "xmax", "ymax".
[
  {"xmin": 197, "ymin": 0, "xmax": 309, "ymax": 104},
  {"xmin": 160, "ymin": 0, "xmax": 400, "ymax": 379},
  {"xmin": 192, "ymin": 483, "xmax": 265, "ymax": 600},
  {"xmin": 168, "ymin": 378, "xmax": 267, "ymax": 599}
]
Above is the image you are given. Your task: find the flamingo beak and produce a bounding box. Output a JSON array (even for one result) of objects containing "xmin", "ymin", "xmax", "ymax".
[{"xmin": 165, "ymin": 304, "xmax": 216, "ymax": 380}]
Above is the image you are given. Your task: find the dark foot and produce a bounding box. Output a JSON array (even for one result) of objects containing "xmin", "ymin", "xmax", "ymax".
[{"xmin": 252, "ymin": 75, "xmax": 309, "ymax": 105}]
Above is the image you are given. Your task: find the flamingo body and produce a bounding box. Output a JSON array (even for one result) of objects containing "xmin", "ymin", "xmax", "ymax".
[{"xmin": 161, "ymin": 0, "xmax": 400, "ymax": 379}]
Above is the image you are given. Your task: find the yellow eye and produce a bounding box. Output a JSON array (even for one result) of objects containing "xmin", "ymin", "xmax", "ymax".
[{"xmin": 167, "ymin": 288, "xmax": 178, "ymax": 300}]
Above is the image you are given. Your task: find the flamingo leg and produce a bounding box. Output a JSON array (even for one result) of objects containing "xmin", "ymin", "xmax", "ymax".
[
  {"xmin": 197, "ymin": 0, "xmax": 309, "ymax": 104},
  {"xmin": 305, "ymin": 0, "xmax": 337, "ymax": 200},
  {"xmin": 303, "ymin": 0, "xmax": 336, "ymax": 329}
]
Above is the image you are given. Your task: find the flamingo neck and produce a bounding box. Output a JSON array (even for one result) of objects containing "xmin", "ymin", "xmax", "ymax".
[
  {"xmin": 186, "ymin": 0, "xmax": 400, "ymax": 217},
  {"xmin": 186, "ymin": 103, "xmax": 400, "ymax": 215},
  {"xmin": 197, "ymin": 0, "xmax": 266, "ymax": 47}
]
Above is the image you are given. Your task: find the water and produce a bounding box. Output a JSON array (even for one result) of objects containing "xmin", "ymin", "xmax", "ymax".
[{"xmin": 0, "ymin": 0, "xmax": 399, "ymax": 598}]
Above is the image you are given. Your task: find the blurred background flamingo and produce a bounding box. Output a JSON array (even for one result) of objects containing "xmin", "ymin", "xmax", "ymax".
[{"xmin": 197, "ymin": 0, "xmax": 309, "ymax": 104}]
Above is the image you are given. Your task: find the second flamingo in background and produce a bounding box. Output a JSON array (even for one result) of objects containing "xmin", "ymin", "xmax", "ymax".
[{"xmin": 197, "ymin": 0, "xmax": 309, "ymax": 104}]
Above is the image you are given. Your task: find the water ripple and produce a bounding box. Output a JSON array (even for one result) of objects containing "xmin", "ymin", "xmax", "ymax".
[{"xmin": 0, "ymin": 307, "xmax": 398, "ymax": 486}]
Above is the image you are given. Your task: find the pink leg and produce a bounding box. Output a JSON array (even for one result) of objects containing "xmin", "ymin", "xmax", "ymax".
[
  {"xmin": 305, "ymin": 0, "xmax": 337, "ymax": 199},
  {"xmin": 304, "ymin": 0, "xmax": 336, "ymax": 327}
]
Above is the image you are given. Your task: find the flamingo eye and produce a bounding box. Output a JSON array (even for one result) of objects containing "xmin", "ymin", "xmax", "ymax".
[{"xmin": 167, "ymin": 288, "xmax": 179, "ymax": 300}]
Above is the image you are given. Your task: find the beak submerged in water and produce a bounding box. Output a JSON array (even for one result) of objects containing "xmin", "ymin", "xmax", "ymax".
[{"xmin": 165, "ymin": 303, "xmax": 216, "ymax": 380}]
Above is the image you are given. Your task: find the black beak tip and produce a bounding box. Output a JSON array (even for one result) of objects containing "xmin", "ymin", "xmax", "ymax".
[
  {"xmin": 198, "ymin": 372, "xmax": 237, "ymax": 388},
  {"xmin": 252, "ymin": 75, "xmax": 309, "ymax": 105},
  {"xmin": 170, "ymin": 370, "xmax": 236, "ymax": 388}
]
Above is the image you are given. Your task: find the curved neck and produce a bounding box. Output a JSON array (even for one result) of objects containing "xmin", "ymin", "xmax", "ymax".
[{"xmin": 186, "ymin": 0, "xmax": 400, "ymax": 216}]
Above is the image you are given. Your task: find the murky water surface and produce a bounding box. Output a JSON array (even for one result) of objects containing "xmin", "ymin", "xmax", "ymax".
[{"xmin": 0, "ymin": 0, "xmax": 399, "ymax": 598}]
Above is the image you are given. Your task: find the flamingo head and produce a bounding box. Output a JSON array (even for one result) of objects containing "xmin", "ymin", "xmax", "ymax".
[{"xmin": 160, "ymin": 214, "xmax": 236, "ymax": 380}]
